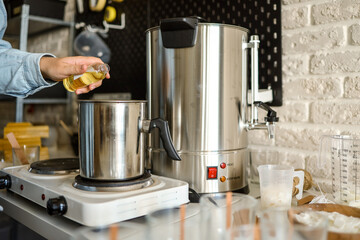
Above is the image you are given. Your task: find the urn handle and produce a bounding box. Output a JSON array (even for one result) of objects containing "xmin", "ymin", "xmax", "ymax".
[{"xmin": 149, "ymin": 118, "xmax": 181, "ymax": 161}]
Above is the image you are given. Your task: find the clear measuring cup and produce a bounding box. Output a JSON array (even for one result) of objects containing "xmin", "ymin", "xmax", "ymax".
[
  {"xmin": 248, "ymin": 148, "xmax": 279, "ymax": 184},
  {"xmin": 319, "ymin": 135, "xmax": 360, "ymax": 207},
  {"xmin": 258, "ymin": 165, "xmax": 304, "ymax": 209}
]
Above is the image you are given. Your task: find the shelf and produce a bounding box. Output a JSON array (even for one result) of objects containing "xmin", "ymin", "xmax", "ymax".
[
  {"xmin": 0, "ymin": 96, "xmax": 68, "ymax": 104},
  {"xmin": 22, "ymin": 98, "xmax": 69, "ymax": 104},
  {"xmin": 2, "ymin": 3, "xmax": 76, "ymax": 123},
  {"xmin": 5, "ymin": 15, "xmax": 73, "ymax": 37}
]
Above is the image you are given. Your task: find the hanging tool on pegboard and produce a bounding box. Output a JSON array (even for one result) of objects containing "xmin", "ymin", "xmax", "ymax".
[
  {"xmin": 104, "ymin": 0, "xmax": 125, "ymax": 24},
  {"xmin": 89, "ymin": 0, "xmax": 107, "ymax": 12},
  {"xmin": 76, "ymin": 0, "xmax": 126, "ymax": 36}
]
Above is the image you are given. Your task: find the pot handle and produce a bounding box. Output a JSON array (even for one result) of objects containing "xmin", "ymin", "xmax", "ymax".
[
  {"xmin": 149, "ymin": 118, "xmax": 181, "ymax": 161},
  {"xmin": 160, "ymin": 17, "xmax": 201, "ymax": 48}
]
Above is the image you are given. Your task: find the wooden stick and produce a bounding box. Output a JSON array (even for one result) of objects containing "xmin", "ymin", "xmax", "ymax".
[
  {"xmin": 109, "ymin": 224, "xmax": 118, "ymax": 240},
  {"xmin": 297, "ymin": 195, "xmax": 315, "ymax": 206},
  {"xmin": 6, "ymin": 132, "xmax": 28, "ymax": 165},
  {"xmin": 288, "ymin": 208, "xmax": 295, "ymax": 240},
  {"xmin": 59, "ymin": 120, "xmax": 73, "ymax": 136},
  {"xmin": 180, "ymin": 204, "xmax": 186, "ymax": 240},
  {"xmin": 253, "ymin": 223, "xmax": 261, "ymax": 240},
  {"xmin": 226, "ymin": 192, "xmax": 232, "ymax": 230}
]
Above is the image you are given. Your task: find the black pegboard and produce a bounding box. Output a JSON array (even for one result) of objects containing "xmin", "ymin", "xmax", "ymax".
[
  {"xmin": 76, "ymin": 0, "xmax": 148, "ymax": 100},
  {"xmin": 247, "ymin": 0, "xmax": 282, "ymax": 106},
  {"xmin": 76, "ymin": 0, "xmax": 282, "ymax": 106}
]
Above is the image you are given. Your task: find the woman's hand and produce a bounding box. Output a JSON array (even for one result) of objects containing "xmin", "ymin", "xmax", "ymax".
[{"xmin": 40, "ymin": 56, "xmax": 110, "ymax": 94}]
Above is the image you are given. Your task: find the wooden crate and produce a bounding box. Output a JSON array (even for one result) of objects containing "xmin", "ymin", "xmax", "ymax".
[
  {"xmin": 4, "ymin": 125, "xmax": 49, "ymax": 139},
  {"xmin": 2, "ymin": 122, "xmax": 50, "ymax": 163}
]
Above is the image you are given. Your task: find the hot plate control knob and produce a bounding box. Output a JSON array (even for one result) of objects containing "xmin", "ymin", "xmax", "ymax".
[
  {"xmin": 0, "ymin": 175, "xmax": 11, "ymax": 189},
  {"xmin": 47, "ymin": 196, "xmax": 67, "ymax": 216}
]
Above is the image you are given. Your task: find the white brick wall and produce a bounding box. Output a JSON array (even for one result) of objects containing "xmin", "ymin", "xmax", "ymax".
[
  {"xmin": 350, "ymin": 24, "xmax": 360, "ymax": 45},
  {"xmin": 282, "ymin": 26, "xmax": 345, "ymax": 54},
  {"xmin": 311, "ymin": 100, "xmax": 360, "ymax": 124},
  {"xmin": 250, "ymin": 0, "xmax": 360, "ymax": 194},
  {"xmin": 311, "ymin": 51, "xmax": 360, "ymax": 74},
  {"xmin": 282, "ymin": 6, "xmax": 310, "ymax": 29},
  {"xmin": 282, "ymin": 55, "xmax": 309, "ymax": 76},
  {"xmin": 283, "ymin": 77, "xmax": 343, "ymax": 99},
  {"xmin": 344, "ymin": 76, "xmax": 360, "ymax": 98},
  {"xmin": 312, "ymin": 1, "xmax": 360, "ymax": 25}
]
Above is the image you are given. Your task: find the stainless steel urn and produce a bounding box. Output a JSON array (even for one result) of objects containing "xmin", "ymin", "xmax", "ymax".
[{"xmin": 146, "ymin": 17, "xmax": 278, "ymax": 195}]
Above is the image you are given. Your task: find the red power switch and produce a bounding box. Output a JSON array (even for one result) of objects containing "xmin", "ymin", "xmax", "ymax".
[{"xmin": 207, "ymin": 167, "xmax": 218, "ymax": 179}]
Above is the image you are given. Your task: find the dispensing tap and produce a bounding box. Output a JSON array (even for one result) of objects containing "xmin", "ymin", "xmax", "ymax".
[
  {"xmin": 244, "ymin": 35, "xmax": 279, "ymax": 139},
  {"xmin": 248, "ymin": 101, "xmax": 279, "ymax": 139}
]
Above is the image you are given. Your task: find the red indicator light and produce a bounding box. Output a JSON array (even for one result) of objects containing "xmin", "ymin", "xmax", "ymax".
[{"xmin": 220, "ymin": 162, "xmax": 226, "ymax": 169}]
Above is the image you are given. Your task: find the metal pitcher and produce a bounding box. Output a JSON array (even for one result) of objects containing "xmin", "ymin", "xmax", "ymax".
[{"xmin": 78, "ymin": 100, "xmax": 180, "ymax": 181}]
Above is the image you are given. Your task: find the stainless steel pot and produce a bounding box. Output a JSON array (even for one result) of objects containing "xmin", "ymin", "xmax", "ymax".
[
  {"xmin": 146, "ymin": 17, "xmax": 278, "ymax": 195},
  {"xmin": 78, "ymin": 100, "xmax": 180, "ymax": 180}
]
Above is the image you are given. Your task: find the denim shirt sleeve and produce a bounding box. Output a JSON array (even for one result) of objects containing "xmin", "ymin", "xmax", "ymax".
[{"xmin": 0, "ymin": 1, "xmax": 58, "ymax": 98}]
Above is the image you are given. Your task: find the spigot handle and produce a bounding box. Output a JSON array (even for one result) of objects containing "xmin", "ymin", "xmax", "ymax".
[{"xmin": 254, "ymin": 101, "xmax": 279, "ymax": 123}]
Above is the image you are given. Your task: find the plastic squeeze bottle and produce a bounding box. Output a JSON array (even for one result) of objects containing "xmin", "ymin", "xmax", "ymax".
[{"xmin": 63, "ymin": 63, "xmax": 110, "ymax": 92}]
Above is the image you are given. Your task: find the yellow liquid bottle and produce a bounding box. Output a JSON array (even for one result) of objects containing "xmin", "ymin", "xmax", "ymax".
[{"xmin": 63, "ymin": 63, "xmax": 110, "ymax": 92}]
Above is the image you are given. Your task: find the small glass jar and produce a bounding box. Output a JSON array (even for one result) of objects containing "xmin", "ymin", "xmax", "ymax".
[{"xmin": 63, "ymin": 63, "xmax": 110, "ymax": 92}]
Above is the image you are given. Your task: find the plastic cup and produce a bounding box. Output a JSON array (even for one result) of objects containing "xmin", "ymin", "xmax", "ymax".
[
  {"xmin": 12, "ymin": 145, "xmax": 40, "ymax": 166},
  {"xmin": 248, "ymin": 148, "xmax": 279, "ymax": 184},
  {"xmin": 258, "ymin": 165, "xmax": 303, "ymax": 209},
  {"xmin": 260, "ymin": 207, "xmax": 328, "ymax": 240},
  {"xmin": 74, "ymin": 222, "xmax": 146, "ymax": 240},
  {"xmin": 199, "ymin": 193, "xmax": 258, "ymax": 240},
  {"xmin": 231, "ymin": 224, "xmax": 257, "ymax": 240},
  {"xmin": 259, "ymin": 207, "xmax": 291, "ymax": 240},
  {"xmin": 146, "ymin": 205, "xmax": 201, "ymax": 240}
]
